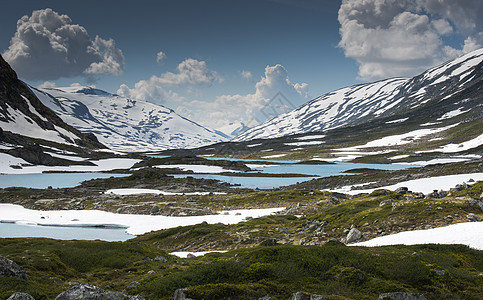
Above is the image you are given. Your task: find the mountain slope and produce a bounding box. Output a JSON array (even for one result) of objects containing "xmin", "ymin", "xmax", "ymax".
[
  {"xmin": 0, "ymin": 55, "xmax": 103, "ymax": 149},
  {"xmin": 31, "ymin": 86, "xmax": 228, "ymax": 152},
  {"xmin": 236, "ymin": 49, "xmax": 483, "ymax": 141}
]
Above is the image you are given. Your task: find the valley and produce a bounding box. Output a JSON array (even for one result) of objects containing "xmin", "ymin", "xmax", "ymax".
[{"xmin": 0, "ymin": 48, "xmax": 482, "ymax": 299}]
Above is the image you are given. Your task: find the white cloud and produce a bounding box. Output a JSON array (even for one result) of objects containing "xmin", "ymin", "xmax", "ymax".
[
  {"xmin": 156, "ymin": 51, "xmax": 166, "ymax": 64},
  {"xmin": 156, "ymin": 58, "xmax": 222, "ymax": 86},
  {"xmin": 37, "ymin": 81, "xmax": 56, "ymax": 89},
  {"xmin": 117, "ymin": 58, "xmax": 219, "ymax": 102},
  {"xmin": 240, "ymin": 70, "xmax": 253, "ymax": 81},
  {"xmin": 2, "ymin": 8, "xmax": 124, "ymax": 81},
  {"xmin": 176, "ymin": 64, "xmax": 309, "ymax": 134},
  {"xmin": 338, "ymin": 0, "xmax": 483, "ymax": 80}
]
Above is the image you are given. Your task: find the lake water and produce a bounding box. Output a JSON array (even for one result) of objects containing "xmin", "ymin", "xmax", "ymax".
[
  {"xmin": 0, "ymin": 173, "xmax": 129, "ymax": 189},
  {"xmin": 174, "ymin": 161, "xmax": 414, "ymax": 189},
  {"xmin": 0, "ymin": 222, "xmax": 134, "ymax": 241}
]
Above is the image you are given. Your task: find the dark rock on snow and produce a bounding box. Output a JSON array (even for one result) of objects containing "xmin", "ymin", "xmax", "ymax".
[{"xmin": 0, "ymin": 256, "xmax": 27, "ymax": 279}]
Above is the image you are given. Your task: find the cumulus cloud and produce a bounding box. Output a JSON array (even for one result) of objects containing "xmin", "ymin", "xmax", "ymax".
[
  {"xmin": 338, "ymin": 0, "xmax": 483, "ymax": 80},
  {"xmin": 37, "ymin": 81, "xmax": 56, "ymax": 89},
  {"xmin": 157, "ymin": 58, "xmax": 222, "ymax": 86},
  {"xmin": 156, "ymin": 51, "xmax": 166, "ymax": 64},
  {"xmin": 176, "ymin": 64, "xmax": 309, "ymax": 134},
  {"xmin": 117, "ymin": 58, "xmax": 220, "ymax": 102},
  {"xmin": 2, "ymin": 8, "xmax": 124, "ymax": 81},
  {"xmin": 240, "ymin": 70, "xmax": 253, "ymax": 81}
]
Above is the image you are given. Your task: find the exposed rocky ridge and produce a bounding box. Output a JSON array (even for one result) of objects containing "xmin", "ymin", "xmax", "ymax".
[{"xmin": 0, "ymin": 55, "xmax": 104, "ymax": 149}]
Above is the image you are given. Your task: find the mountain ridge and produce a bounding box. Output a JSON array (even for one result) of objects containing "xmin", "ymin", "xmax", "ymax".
[
  {"xmin": 235, "ymin": 49, "xmax": 483, "ymax": 141},
  {"xmin": 32, "ymin": 85, "xmax": 228, "ymax": 152}
]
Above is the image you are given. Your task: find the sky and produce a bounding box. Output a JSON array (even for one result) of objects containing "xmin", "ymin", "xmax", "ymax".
[{"xmin": 1, "ymin": 0, "xmax": 482, "ymax": 136}]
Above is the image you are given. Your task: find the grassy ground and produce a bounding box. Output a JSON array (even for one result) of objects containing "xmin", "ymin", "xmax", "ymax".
[{"xmin": 0, "ymin": 239, "xmax": 481, "ymax": 299}]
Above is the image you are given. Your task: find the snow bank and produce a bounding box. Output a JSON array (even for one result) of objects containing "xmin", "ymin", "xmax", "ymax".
[
  {"xmin": 0, "ymin": 153, "xmax": 140, "ymax": 174},
  {"xmin": 0, "ymin": 204, "xmax": 284, "ymax": 236},
  {"xmin": 154, "ymin": 164, "xmax": 240, "ymax": 173},
  {"xmin": 332, "ymin": 173, "xmax": 483, "ymax": 195},
  {"xmin": 105, "ymin": 188, "xmax": 226, "ymax": 196},
  {"xmin": 170, "ymin": 251, "xmax": 227, "ymax": 258},
  {"xmin": 352, "ymin": 222, "xmax": 483, "ymax": 250}
]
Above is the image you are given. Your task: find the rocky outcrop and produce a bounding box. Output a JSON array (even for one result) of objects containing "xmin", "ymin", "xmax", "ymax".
[
  {"xmin": 0, "ymin": 256, "xmax": 27, "ymax": 279},
  {"xmin": 7, "ymin": 292, "xmax": 35, "ymax": 300},
  {"xmin": 55, "ymin": 283, "xmax": 144, "ymax": 300},
  {"xmin": 378, "ymin": 292, "xmax": 427, "ymax": 300}
]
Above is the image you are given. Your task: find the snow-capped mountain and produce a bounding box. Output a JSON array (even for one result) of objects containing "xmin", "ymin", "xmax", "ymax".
[
  {"xmin": 31, "ymin": 86, "xmax": 228, "ymax": 152},
  {"xmin": 236, "ymin": 49, "xmax": 483, "ymax": 141},
  {"xmin": 0, "ymin": 55, "xmax": 101, "ymax": 148}
]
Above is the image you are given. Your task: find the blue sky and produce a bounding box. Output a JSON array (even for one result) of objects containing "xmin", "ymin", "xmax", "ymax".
[{"xmin": 1, "ymin": 0, "xmax": 481, "ymax": 134}]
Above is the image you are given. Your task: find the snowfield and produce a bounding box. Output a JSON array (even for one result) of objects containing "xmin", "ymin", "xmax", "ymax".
[
  {"xmin": 0, "ymin": 152, "xmax": 140, "ymax": 174},
  {"xmin": 0, "ymin": 204, "xmax": 285, "ymax": 236},
  {"xmin": 352, "ymin": 222, "xmax": 483, "ymax": 250},
  {"xmin": 332, "ymin": 173, "xmax": 483, "ymax": 195},
  {"xmin": 105, "ymin": 188, "xmax": 226, "ymax": 196}
]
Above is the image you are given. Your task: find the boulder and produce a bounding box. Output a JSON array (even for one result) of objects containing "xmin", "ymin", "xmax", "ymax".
[
  {"xmin": 0, "ymin": 256, "xmax": 27, "ymax": 279},
  {"xmin": 378, "ymin": 292, "xmax": 427, "ymax": 300},
  {"xmin": 468, "ymin": 199, "xmax": 483, "ymax": 212},
  {"xmin": 7, "ymin": 292, "xmax": 35, "ymax": 300},
  {"xmin": 292, "ymin": 291, "xmax": 327, "ymax": 300},
  {"xmin": 173, "ymin": 288, "xmax": 193, "ymax": 300},
  {"xmin": 395, "ymin": 187, "xmax": 408, "ymax": 194},
  {"xmin": 467, "ymin": 213, "xmax": 482, "ymax": 222},
  {"xmin": 55, "ymin": 283, "xmax": 125, "ymax": 300},
  {"xmin": 154, "ymin": 256, "xmax": 167, "ymax": 263},
  {"xmin": 344, "ymin": 227, "xmax": 362, "ymax": 244}
]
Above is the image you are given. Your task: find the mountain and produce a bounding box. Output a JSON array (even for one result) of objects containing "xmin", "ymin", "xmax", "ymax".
[
  {"xmin": 31, "ymin": 86, "xmax": 228, "ymax": 152},
  {"xmin": 235, "ymin": 49, "xmax": 483, "ymax": 141},
  {"xmin": 0, "ymin": 54, "xmax": 104, "ymax": 150}
]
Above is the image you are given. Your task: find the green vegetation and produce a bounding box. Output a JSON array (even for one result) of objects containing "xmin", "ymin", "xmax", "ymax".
[{"xmin": 1, "ymin": 239, "xmax": 481, "ymax": 299}]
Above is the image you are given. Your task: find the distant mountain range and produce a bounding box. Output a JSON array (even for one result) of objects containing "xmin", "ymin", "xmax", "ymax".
[
  {"xmin": 236, "ymin": 49, "xmax": 483, "ymax": 141},
  {"xmin": 30, "ymin": 86, "xmax": 227, "ymax": 152}
]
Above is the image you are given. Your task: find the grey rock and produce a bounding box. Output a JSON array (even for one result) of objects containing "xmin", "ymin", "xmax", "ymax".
[
  {"xmin": 128, "ymin": 296, "xmax": 145, "ymax": 300},
  {"xmin": 468, "ymin": 199, "xmax": 483, "ymax": 212},
  {"xmin": 292, "ymin": 292, "xmax": 327, "ymax": 300},
  {"xmin": 395, "ymin": 187, "xmax": 408, "ymax": 194},
  {"xmin": 0, "ymin": 256, "xmax": 27, "ymax": 279},
  {"xmin": 345, "ymin": 227, "xmax": 362, "ymax": 244},
  {"xmin": 154, "ymin": 256, "xmax": 167, "ymax": 263},
  {"xmin": 174, "ymin": 288, "xmax": 193, "ymax": 300},
  {"xmin": 7, "ymin": 292, "xmax": 35, "ymax": 300},
  {"xmin": 55, "ymin": 283, "xmax": 125, "ymax": 300},
  {"xmin": 379, "ymin": 200, "xmax": 393, "ymax": 207},
  {"xmin": 435, "ymin": 269, "xmax": 446, "ymax": 276},
  {"xmin": 378, "ymin": 292, "xmax": 427, "ymax": 300},
  {"xmin": 258, "ymin": 296, "xmax": 272, "ymax": 300},
  {"xmin": 467, "ymin": 213, "xmax": 482, "ymax": 222},
  {"xmin": 150, "ymin": 205, "xmax": 160, "ymax": 214},
  {"xmin": 127, "ymin": 281, "xmax": 140, "ymax": 288}
]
